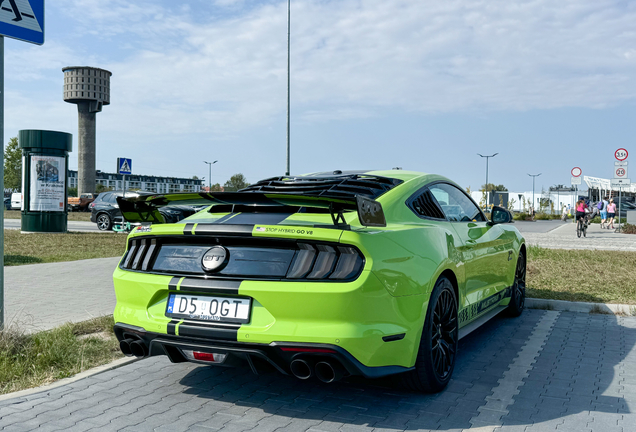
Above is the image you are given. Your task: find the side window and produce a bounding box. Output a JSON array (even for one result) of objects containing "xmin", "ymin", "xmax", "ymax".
[
  {"xmin": 429, "ymin": 183, "xmax": 485, "ymax": 222},
  {"xmin": 107, "ymin": 194, "xmax": 119, "ymax": 204},
  {"xmin": 98, "ymin": 193, "xmax": 111, "ymax": 203},
  {"xmin": 408, "ymin": 189, "xmax": 445, "ymax": 219}
]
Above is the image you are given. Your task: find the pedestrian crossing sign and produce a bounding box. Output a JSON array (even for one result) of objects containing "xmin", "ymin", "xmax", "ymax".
[
  {"xmin": 117, "ymin": 158, "xmax": 132, "ymax": 175},
  {"xmin": 0, "ymin": 0, "xmax": 44, "ymax": 45}
]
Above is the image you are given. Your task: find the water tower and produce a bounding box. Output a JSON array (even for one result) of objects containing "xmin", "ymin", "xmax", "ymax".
[{"xmin": 62, "ymin": 66, "xmax": 112, "ymax": 195}]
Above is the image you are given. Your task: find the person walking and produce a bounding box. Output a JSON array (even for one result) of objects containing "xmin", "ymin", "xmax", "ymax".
[
  {"xmin": 561, "ymin": 205, "xmax": 568, "ymax": 222},
  {"xmin": 600, "ymin": 196, "xmax": 609, "ymax": 229},
  {"xmin": 606, "ymin": 199, "xmax": 616, "ymax": 230}
]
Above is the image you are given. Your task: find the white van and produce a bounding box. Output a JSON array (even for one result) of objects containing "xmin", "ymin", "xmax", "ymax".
[{"xmin": 10, "ymin": 193, "xmax": 21, "ymax": 210}]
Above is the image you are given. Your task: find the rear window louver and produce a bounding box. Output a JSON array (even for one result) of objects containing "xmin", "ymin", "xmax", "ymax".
[
  {"xmin": 411, "ymin": 190, "xmax": 445, "ymax": 219},
  {"xmin": 240, "ymin": 175, "xmax": 402, "ymax": 200}
]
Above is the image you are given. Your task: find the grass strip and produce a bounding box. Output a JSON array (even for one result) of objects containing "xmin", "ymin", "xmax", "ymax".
[
  {"xmin": 0, "ymin": 316, "xmax": 124, "ymax": 395},
  {"xmin": 4, "ymin": 210, "xmax": 92, "ymax": 222},
  {"xmin": 4, "ymin": 229, "xmax": 127, "ymax": 266},
  {"xmin": 527, "ymin": 246, "xmax": 636, "ymax": 304}
]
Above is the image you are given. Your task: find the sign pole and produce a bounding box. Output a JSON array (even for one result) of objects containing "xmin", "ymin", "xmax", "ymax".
[
  {"xmin": 0, "ymin": 35, "xmax": 4, "ymax": 329},
  {"xmin": 618, "ymin": 185, "xmax": 622, "ymax": 233}
]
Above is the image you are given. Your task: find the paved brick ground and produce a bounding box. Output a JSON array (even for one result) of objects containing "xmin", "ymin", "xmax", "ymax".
[{"xmin": 1, "ymin": 309, "xmax": 634, "ymax": 431}]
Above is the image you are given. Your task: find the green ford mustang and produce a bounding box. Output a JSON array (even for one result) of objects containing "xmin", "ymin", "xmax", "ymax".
[{"xmin": 113, "ymin": 170, "xmax": 525, "ymax": 392}]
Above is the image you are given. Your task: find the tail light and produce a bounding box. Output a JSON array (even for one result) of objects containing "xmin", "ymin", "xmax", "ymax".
[
  {"xmin": 122, "ymin": 238, "xmax": 157, "ymax": 271},
  {"xmin": 287, "ymin": 244, "xmax": 363, "ymax": 280}
]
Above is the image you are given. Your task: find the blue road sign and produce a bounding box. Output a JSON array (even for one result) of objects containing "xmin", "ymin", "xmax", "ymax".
[
  {"xmin": 117, "ymin": 158, "xmax": 132, "ymax": 175},
  {"xmin": 0, "ymin": 0, "xmax": 44, "ymax": 45}
]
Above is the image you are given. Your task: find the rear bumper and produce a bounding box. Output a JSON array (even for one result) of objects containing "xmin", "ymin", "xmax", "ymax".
[{"xmin": 114, "ymin": 322, "xmax": 412, "ymax": 379}]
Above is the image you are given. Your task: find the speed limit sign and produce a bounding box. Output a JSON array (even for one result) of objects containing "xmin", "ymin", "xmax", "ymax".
[
  {"xmin": 616, "ymin": 167, "xmax": 627, "ymax": 178},
  {"xmin": 615, "ymin": 148, "xmax": 628, "ymax": 161}
]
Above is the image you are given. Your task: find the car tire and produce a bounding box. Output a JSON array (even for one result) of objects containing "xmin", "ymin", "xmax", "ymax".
[
  {"xmin": 506, "ymin": 250, "xmax": 526, "ymax": 317},
  {"xmin": 402, "ymin": 276, "xmax": 458, "ymax": 393},
  {"xmin": 97, "ymin": 213, "xmax": 112, "ymax": 231}
]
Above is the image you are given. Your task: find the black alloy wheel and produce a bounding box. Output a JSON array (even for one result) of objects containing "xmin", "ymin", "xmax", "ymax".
[
  {"xmin": 402, "ymin": 277, "xmax": 458, "ymax": 393},
  {"xmin": 506, "ymin": 250, "xmax": 526, "ymax": 317},
  {"xmin": 97, "ymin": 213, "xmax": 112, "ymax": 231}
]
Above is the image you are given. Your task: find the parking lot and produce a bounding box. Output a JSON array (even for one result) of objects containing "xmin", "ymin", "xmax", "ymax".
[{"xmin": 0, "ymin": 309, "xmax": 634, "ymax": 432}]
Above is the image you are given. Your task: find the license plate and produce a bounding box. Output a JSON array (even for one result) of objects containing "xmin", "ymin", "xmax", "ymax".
[{"xmin": 166, "ymin": 294, "xmax": 251, "ymax": 324}]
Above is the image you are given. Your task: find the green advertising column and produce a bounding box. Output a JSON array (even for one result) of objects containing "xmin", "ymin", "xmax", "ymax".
[{"xmin": 19, "ymin": 130, "xmax": 73, "ymax": 233}]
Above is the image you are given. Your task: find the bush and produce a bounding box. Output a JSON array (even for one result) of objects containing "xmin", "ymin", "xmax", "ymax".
[
  {"xmin": 621, "ymin": 223, "xmax": 636, "ymax": 234},
  {"xmin": 513, "ymin": 213, "xmax": 533, "ymax": 221},
  {"xmin": 534, "ymin": 212, "xmax": 562, "ymax": 220}
]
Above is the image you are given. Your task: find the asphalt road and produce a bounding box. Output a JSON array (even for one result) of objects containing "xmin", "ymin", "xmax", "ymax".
[
  {"xmin": 0, "ymin": 309, "xmax": 634, "ymax": 432},
  {"xmin": 3, "ymin": 219, "xmax": 100, "ymax": 232}
]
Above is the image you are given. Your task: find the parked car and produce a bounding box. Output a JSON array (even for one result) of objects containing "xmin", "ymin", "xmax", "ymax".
[
  {"xmin": 68, "ymin": 193, "xmax": 98, "ymax": 212},
  {"xmin": 113, "ymin": 170, "xmax": 526, "ymax": 393},
  {"xmin": 10, "ymin": 193, "xmax": 21, "ymax": 210},
  {"xmin": 91, "ymin": 191, "xmax": 200, "ymax": 230},
  {"xmin": 4, "ymin": 197, "xmax": 11, "ymax": 210}
]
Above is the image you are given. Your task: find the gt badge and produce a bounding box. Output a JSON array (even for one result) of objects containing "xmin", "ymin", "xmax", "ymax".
[
  {"xmin": 508, "ymin": 250, "xmax": 513, "ymax": 261},
  {"xmin": 202, "ymin": 246, "xmax": 229, "ymax": 273}
]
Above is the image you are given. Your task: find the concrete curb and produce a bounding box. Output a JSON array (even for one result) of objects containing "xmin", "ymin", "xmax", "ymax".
[
  {"xmin": 0, "ymin": 356, "xmax": 138, "ymax": 402},
  {"xmin": 526, "ymin": 298, "xmax": 636, "ymax": 316}
]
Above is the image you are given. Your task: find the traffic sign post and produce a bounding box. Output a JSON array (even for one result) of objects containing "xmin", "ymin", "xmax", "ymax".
[
  {"xmin": 615, "ymin": 148, "xmax": 628, "ymax": 161},
  {"xmin": 571, "ymin": 167, "xmax": 582, "ymax": 177},
  {"xmin": 0, "ymin": 0, "xmax": 45, "ymax": 329},
  {"xmin": 613, "ymin": 149, "xmax": 629, "ymax": 233},
  {"xmin": 117, "ymin": 158, "xmax": 132, "ymax": 198}
]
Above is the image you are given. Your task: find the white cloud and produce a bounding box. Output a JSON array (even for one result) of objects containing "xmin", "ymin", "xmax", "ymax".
[
  {"xmin": 6, "ymin": 0, "xmax": 636, "ymax": 150},
  {"xmin": 68, "ymin": 0, "xmax": 636, "ymax": 126}
]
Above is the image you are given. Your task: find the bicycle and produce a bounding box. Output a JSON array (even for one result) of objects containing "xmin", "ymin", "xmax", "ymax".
[{"xmin": 576, "ymin": 213, "xmax": 591, "ymax": 238}]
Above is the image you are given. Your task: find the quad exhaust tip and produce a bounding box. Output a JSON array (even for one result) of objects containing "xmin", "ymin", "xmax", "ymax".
[
  {"xmin": 289, "ymin": 359, "xmax": 312, "ymax": 380},
  {"xmin": 315, "ymin": 361, "xmax": 344, "ymax": 383},
  {"xmin": 129, "ymin": 340, "xmax": 148, "ymax": 358},
  {"xmin": 119, "ymin": 338, "xmax": 134, "ymax": 356},
  {"xmin": 119, "ymin": 338, "xmax": 148, "ymax": 358}
]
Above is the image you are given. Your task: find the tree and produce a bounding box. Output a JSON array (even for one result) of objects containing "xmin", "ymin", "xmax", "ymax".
[
  {"xmin": 68, "ymin": 187, "xmax": 78, "ymax": 197},
  {"xmin": 4, "ymin": 137, "xmax": 21, "ymax": 190},
  {"xmin": 95, "ymin": 184, "xmax": 113, "ymax": 193},
  {"xmin": 192, "ymin": 175, "xmax": 199, "ymax": 180},
  {"xmin": 224, "ymin": 173, "xmax": 250, "ymax": 192},
  {"xmin": 210, "ymin": 183, "xmax": 222, "ymax": 192},
  {"xmin": 481, "ymin": 183, "xmax": 508, "ymax": 192}
]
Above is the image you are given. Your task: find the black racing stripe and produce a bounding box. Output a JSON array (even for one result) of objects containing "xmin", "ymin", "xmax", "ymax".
[
  {"xmin": 168, "ymin": 277, "xmax": 180, "ymax": 291},
  {"xmin": 167, "ymin": 319, "xmax": 179, "ymax": 335},
  {"xmin": 194, "ymin": 224, "xmax": 254, "ymax": 236},
  {"xmin": 224, "ymin": 212, "xmax": 292, "ymax": 226},
  {"xmin": 183, "ymin": 223, "xmax": 195, "ymax": 235},
  {"xmin": 177, "ymin": 322, "xmax": 239, "ymax": 340},
  {"xmin": 178, "ymin": 278, "xmax": 241, "ymax": 295}
]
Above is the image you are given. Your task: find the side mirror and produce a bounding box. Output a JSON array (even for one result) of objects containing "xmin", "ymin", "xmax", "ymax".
[{"xmin": 490, "ymin": 206, "xmax": 511, "ymax": 225}]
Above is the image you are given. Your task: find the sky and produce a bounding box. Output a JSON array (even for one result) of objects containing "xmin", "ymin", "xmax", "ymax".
[{"xmin": 3, "ymin": 0, "xmax": 636, "ymax": 192}]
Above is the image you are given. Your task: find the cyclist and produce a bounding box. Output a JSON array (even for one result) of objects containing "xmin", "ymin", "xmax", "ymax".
[{"xmin": 575, "ymin": 199, "xmax": 588, "ymax": 236}]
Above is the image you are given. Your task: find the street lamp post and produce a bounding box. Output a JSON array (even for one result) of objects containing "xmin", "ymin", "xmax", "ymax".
[
  {"xmin": 528, "ymin": 173, "xmax": 542, "ymax": 212},
  {"xmin": 478, "ymin": 153, "xmax": 498, "ymax": 209},
  {"xmin": 204, "ymin": 160, "xmax": 218, "ymax": 191},
  {"xmin": 285, "ymin": 0, "xmax": 291, "ymax": 176}
]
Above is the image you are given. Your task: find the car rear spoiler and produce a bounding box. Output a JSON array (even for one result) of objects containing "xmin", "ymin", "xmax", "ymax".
[{"xmin": 116, "ymin": 192, "xmax": 386, "ymax": 227}]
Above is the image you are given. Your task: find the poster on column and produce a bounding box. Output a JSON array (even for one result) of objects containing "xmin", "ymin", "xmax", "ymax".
[{"xmin": 29, "ymin": 156, "xmax": 66, "ymax": 211}]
